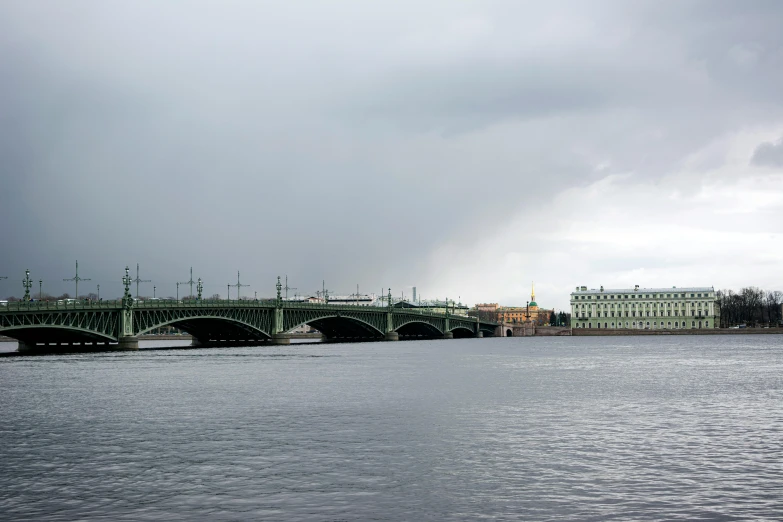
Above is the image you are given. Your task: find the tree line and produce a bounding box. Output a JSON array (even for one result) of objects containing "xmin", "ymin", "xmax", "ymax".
[{"xmin": 717, "ymin": 287, "xmax": 783, "ymax": 327}]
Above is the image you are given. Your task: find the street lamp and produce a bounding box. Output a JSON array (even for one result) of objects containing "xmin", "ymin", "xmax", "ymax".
[
  {"xmin": 38, "ymin": 280, "xmax": 42, "ymax": 300},
  {"xmin": 176, "ymin": 282, "xmax": 180, "ymax": 301},
  {"xmin": 22, "ymin": 269, "xmax": 32, "ymax": 302},
  {"xmin": 153, "ymin": 285, "xmax": 156, "ymax": 298},
  {"xmin": 97, "ymin": 284, "xmax": 100, "ymax": 300}
]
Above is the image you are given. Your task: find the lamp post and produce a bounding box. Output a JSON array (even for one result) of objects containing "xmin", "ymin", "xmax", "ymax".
[
  {"xmin": 39, "ymin": 280, "xmax": 42, "ymax": 300},
  {"xmin": 227, "ymin": 284, "xmax": 230, "ymax": 301},
  {"xmin": 97, "ymin": 284, "xmax": 100, "ymax": 300},
  {"xmin": 196, "ymin": 278, "xmax": 203, "ymax": 300},
  {"xmin": 22, "ymin": 269, "xmax": 32, "ymax": 301},
  {"xmin": 122, "ymin": 266, "xmax": 132, "ymax": 304},
  {"xmin": 153, "ymin": 286, "xmax": 156, "ymax": 298},
  {"xmin": 176, "ymin": 282, "xmax": 180, "ymax": 301}
]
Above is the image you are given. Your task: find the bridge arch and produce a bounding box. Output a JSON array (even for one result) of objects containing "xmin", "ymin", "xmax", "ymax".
[
  {"xmin": 479, "ymin": 327, "xmax": 496, "ymax": 337},
  {"xmin": 450, "ymin": 326, "xmax": 476, "ymax": 339},
  {"xmin": 290, "ymin": 315, "xmax": 385, "ymax": 341},
  {"xmin": 137, "ymin": 315, "xmax": 272, "ymax": 344},
  {"xmin": 394, "ymin": 320, "xmax": 443, "ymax": 339},
  {"xmin": 0, "ymin": 325, "xmax": 117, "ymax": 349},
  {"xmin": 506, "ymin": 328, "xmax": 513, "ymax": 337}
]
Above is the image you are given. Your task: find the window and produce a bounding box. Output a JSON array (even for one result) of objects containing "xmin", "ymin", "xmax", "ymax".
[
  {"xmin": 667, "ymin": 322, "xmax": 671, "ymax": 327},
  {"xmin": 625, "ymin": 322, "xmax": 629, "ymax": 328},
  {"xmin": 692, "ymin": 321, "xmax": 695, "ymax": 327},
  {"xmin": 706, "ymin": 321, "xmax": 709, "ymax": 327},
  {"xmin": 674, "ymin": 322, "xmax": 678, "ymax": 328}
]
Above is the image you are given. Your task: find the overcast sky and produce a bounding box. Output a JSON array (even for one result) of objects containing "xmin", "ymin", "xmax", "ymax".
[{"xmin": 1, "ymin": 1, "xmax": 781, "ymax": 309}]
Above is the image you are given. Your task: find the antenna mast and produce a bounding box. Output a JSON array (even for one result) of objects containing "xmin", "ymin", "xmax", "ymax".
[{"xmin": 63, "ymin": 260, "xmax": 90, "ymax": 299}]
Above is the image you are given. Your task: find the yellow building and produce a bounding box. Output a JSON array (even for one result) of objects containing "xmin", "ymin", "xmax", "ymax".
[{"xmin": 474, "ymin": 284, "xmax": 553, "ymax": 325}]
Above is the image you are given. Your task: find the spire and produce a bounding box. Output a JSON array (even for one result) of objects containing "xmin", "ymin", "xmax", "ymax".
[{"xmin": 531, "ymin": 281, "xmax": 535, "ymax": 302}]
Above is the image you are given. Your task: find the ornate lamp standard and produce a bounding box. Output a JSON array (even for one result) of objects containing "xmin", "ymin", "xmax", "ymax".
[
  {"xmin": 22, "ymin": 269, "xmax": 32, "ymax": 302},
  {"xmin": 196, "ymin": 278, "xmax": 203, "ymax": 301},
  {"xmin": 122, "ymin": 266, "xmax": 133, "ymax": 306},
  {"xmin": 39, "ymin": 280, "xmax": 42, "ymax": 300}
]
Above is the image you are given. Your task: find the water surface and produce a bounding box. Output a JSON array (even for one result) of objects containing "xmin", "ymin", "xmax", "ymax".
[{"xmin": 1, "ymin": 336, "xmax": 781, "ymax": 520}]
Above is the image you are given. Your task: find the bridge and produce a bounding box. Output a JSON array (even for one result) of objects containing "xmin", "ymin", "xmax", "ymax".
[{"xmin": 0, "ymin": 276, "xmax": 497, "ymax": 353}]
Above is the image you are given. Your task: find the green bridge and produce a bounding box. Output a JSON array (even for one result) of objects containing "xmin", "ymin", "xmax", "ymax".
[{"xmin": 1, "ymin": 274, "xmax": 497, "ymax": 353}]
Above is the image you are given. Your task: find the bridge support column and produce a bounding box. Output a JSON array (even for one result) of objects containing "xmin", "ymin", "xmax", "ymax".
[
  {"xmin": 117, "ymin": 336, "xmax": 139, "ymax": 351},
  {"xmin": 385, "ymin": 307, "xmax": 398, "ymax": 340},
  {"xmin": 475, "ymin": 331, "xmax": 483, "ymax": 338},
  {"xmin": 271, "ymin": 334, "xmax": 290, "ymax": 345},
  {"xmin": 442, "ymin": 331, "xmax": 454, "ymax": 340},
  {"xmin": 17, "ymin": 342, "xmax": 35, "ymax": 354}
]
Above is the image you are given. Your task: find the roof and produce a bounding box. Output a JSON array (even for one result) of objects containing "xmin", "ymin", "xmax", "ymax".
[{"xmin": 571, "ymin": 286, "xmax": 714, "ymax": 295}]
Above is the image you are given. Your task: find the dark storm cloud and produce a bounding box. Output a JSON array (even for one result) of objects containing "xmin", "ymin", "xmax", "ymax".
[
  {"xmin": 751, "ymin": 138, "xmax": 783, "ymax": 167},
  {"xmin": 0, "ymin": 1, "xmax": 781, "ymax": 301}
]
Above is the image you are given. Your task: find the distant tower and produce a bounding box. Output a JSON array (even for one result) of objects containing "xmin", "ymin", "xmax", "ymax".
[
  {"xmin": 530, "ymin": 282, "xmax": 537, "ymax": 307},
  {"xmin": 413, "ymin": 287, "xmax": 417, "ymax": 303}
]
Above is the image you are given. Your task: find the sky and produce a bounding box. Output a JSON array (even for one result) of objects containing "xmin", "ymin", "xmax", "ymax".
[{"xmin": 1, "ymin": 0, "xmax": 782, "ymax": 310}]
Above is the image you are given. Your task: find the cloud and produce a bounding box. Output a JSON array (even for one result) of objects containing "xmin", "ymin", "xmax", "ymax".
[
  {"xmin": 751, "ymin": 137, "xmax": 783, "ymax": 167},
  {"xmin": 0, "ymin": 1, "xmax": 781, "ymax": 305}
]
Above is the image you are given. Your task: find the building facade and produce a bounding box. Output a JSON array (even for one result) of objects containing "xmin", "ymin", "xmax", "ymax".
[
  {"xmin": 473, "ymin": 285, "xmax": 553, "ymax": 325},
  {"xmin": 570, "ymin": 285, "xmax": 719, "ymax": 330}
]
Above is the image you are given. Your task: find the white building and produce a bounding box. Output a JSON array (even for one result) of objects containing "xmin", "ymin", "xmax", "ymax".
[{"xmin": 570, "ymin": 285, "xmax": 719, "ymax": 330}]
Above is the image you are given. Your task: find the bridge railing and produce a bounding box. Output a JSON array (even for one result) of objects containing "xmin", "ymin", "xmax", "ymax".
[
  {"xmin": 0, "ymin": 299, "xmax": 497, "ymax": 325},
  {"xmin": 0, "ymin": 299, "xmax": 125, "ymax": 311}
]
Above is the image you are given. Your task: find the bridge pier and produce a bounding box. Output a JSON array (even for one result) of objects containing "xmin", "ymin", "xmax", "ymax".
[
  {"xmin": 475, "ymin": 331, "xmax": 483, "ymax": 338},
  {"xmin": 442, "ymin": 331, "xmax": 454, "ymax": 340},
  {"xmin": 117, "ymin": 336, "xmax": 140, "ymax": 351},
  {"xmin": 271, "ymin": 334, "xmax": 290, "ymax": 345},
  {"xmin": 384, "ymin": 331, "xmax": 399, "ymax": 341}
]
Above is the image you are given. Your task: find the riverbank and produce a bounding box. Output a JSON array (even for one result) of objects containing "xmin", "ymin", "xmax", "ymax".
[{"xmin": 571, "ymin": 327, "xmax": 783, "ymax": 336}]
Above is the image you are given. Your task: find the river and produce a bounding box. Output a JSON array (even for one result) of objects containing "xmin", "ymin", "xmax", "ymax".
[{"xmin": 1, "ymin": 335, "xmax": 781, "ymax": 520}]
